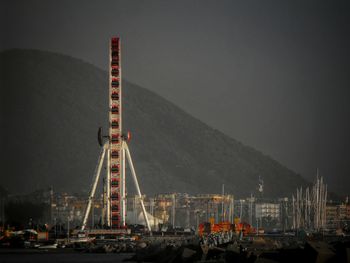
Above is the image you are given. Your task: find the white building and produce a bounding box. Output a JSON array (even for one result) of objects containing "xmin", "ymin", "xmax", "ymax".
[{"xmin": 255, "ymin": 203, "xmax": 280, "ymax": 219}]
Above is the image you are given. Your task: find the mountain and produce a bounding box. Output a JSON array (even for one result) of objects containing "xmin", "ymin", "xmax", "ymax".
[{"xmin": 0, "ymin": 49, "xmax": 309, "ymax": 197}]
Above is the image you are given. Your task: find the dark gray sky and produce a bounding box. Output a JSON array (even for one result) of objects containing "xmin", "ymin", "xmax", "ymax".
[{"xmin": 1, "ymin": 0, "xmax": 350, "ymax": 195}]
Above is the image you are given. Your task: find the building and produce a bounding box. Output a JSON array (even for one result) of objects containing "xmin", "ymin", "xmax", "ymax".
[
  {"xmin": 325, "ymin": 204, "xmax": 338, "ymax": 229},
  {"xmin": 125, "ymin": 193, "xmax": 234, "ymax": 230},
  {"xmin": 255, "ymin": 203, "xmax": 280, "ymax": 220},
  {"xmin": 255, "ymin": 202, "xmax": 281, "ymax": 230},
  {"xmin": 51, "ymin": 193, "xmax": 103, "ymax": 228},
  {"xmin": 325, "ymin": 203, "xmax": 350, "ymax": 229}
]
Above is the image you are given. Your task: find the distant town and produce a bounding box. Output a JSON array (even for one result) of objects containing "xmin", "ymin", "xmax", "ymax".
[{"xmin": 1, "ymin": 176, "xmax": 349, "ymax": 238}]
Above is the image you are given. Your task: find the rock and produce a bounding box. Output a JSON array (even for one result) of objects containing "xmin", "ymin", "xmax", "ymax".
[
  {"xmin": 137, "ymin": 241, "xmax": 147, "ymax": 248},
  {"xmin": 181, "ymin": 247, "xmax": 197, "ymax": 259},
  {"xmin": 304, "ymin": 241, "xmax": 336, "ymax": 263}
]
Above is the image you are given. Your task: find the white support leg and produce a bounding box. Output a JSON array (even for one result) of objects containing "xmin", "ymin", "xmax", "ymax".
[
  {"xmin": 123, "ymin": 142, "xmax": 151, "ymax": 233},
  {"xmin": 81, "ymin": 143, "xmax": 108, "ymax": 231},
  {"xmin": 121, "ymin": 147, "xmax": 126, "ymax": 226},
  {"xmin": 106, "ymin": 148, "xmax": 111, "ymax": 226}
]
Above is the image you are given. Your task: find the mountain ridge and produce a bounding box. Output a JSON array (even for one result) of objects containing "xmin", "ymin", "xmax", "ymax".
[{"xmin": 0, "ymin": 49, "xmax": 309, "ymax": 197}]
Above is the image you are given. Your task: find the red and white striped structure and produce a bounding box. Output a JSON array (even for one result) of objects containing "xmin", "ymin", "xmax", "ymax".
[
  {"xmin": 81, "ymin": 37, "xmax": 150, "ymax": 233},
  {"xmin": 108, "ymin": 37, "xmax": 125, "ymax": 228}
]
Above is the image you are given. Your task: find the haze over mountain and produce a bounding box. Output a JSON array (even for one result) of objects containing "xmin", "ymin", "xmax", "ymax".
[{"xmin": 0, "ymin": 49, "xmax": 309, "ymax": 197}]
